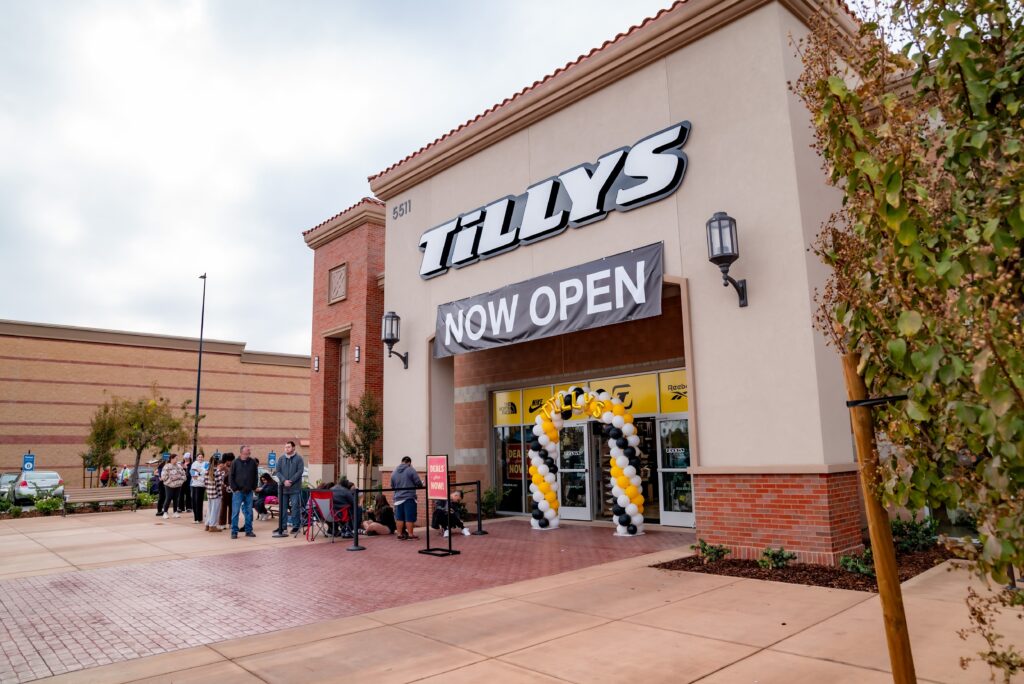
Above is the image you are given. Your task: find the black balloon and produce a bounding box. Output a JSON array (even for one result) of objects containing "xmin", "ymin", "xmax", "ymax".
[
  {"xmin": 617, "ymin": 514, "xmax": 631, "ymax": 526},
  {"xmin": 615, "ymin": 438, "xmax": 628, "ymax": 449},
  {"xmin": 549, "ymin": 464, "xmax": 558, "ymax": 474},
  {"xmin": 623, "ymin": 446, "xmax": 636, "ymax": 459},
  {"xmin": 538, "ymin": 517, "xmax": 550, "ymax": 528},
  {"xmin": 530, "ymin": 440, "xmax": 541, "ymax": 452},
  {"xmin": 544, "ymin": 457, "xmax": 555, "ymax": 466},
  {"xmin": 532, "ymin": 509, "xmax": 544, "ymax": 520},
  {"xmin": 609, "ymin": 428, "xmax": 623, "ymax": 440},
  {"xmin": 602, "ymin": 424, "xmax": 613, "ymax": 436},
  {"xmin": 612, "ymin": 505, "xmax": 625, "ymax": 516},
  {"xmin": 531, "ymin": 501, "xmax": 539, "ymax": 510},
  {"xmin": 627, "ymin": 524, "xmax": 638, "ymax": 535},
  {"xmin": 560, "ymin": 409, "xmax": 573, "ymax": 420}
]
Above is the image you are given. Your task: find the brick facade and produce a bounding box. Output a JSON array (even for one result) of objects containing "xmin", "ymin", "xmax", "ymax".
[
  {"xmin": 305, "ymin": 198, "xmax": 386, "ymax": 485},
  {"xmin": 693, "ymin": 471, "xmax": 865, "ymax": 566}
]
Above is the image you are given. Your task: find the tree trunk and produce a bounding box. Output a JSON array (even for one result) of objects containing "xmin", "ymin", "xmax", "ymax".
[{"xmin": 842, "ymin": 351, "xmax": 917, "ymax": 683}]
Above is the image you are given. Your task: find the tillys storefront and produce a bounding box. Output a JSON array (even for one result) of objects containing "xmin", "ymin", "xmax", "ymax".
[{"xmin": 367, "ymin": 0, "xmax": 868, "ymax": 564}]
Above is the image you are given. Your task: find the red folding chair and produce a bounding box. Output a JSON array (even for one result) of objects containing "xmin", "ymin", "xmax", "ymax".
[{"xmin": 307, "ymin": 490, "xmax": 349, "ymax": 543}]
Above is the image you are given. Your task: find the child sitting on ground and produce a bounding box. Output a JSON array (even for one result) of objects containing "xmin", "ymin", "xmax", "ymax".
[{"xmin": 431, "ymin": 490, "xmax": 471, "ymax": 537}]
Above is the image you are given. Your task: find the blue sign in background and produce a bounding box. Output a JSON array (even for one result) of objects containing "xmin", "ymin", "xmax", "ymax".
[
  {"xmin": 267, "ymin": 451, "xmax": 277, "ymax": 469},
  {"xmin": 22, "ymin": 453, "xmax": 35, "ymax": 471}
]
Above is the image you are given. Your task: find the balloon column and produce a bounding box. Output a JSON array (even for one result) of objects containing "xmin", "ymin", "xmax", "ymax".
[{"xmin": 528, "ymin": 386, "xmax": 645, "ymax": 535}]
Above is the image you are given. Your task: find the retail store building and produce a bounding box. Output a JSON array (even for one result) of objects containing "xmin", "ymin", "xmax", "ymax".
[{"xmin": 308, "ymin": 0, "xmax": 863, "ymax": 564}]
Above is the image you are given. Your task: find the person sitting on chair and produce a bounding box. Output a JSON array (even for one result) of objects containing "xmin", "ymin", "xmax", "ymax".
[
  {"xmin": 431, "ymin": 490, "xmax": 471, "ymax": 538},
  {"xmin": 254, "ymin": 473, "xmax": 276, "ymax": 521},
  {"xmin": 329, "ymin": 479, "xmax": 355, "ymax": 537}
]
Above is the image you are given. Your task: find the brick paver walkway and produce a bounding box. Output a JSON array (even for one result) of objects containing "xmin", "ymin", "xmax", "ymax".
[{"xmin": 0, "ymin": 521, "xmax": 692, "ymax": 682}]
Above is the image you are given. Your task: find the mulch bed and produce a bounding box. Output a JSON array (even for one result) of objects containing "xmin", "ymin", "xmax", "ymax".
[{"xmin": 654, "ymin": 546, "xmax": 955, "ymax": 592}]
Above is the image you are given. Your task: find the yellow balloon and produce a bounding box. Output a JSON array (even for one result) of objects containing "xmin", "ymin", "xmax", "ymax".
[
  {"xmin": 623, "ymin": 413, "xmax": 634, "ymax": 424},
  {"xmin": 612, "ymin": 404, "xmax": 625, "ymax": 416},
  {"xmin": 610, "ymin": 466, "xmax": 623, "ymax": 478},
  {"xmin": 637, "ymin": 505, "xmax": 644, "ymax": 515},
  {"xmin": 550, "ymin": 501, "xmax": 559, "ymax": 511},
  {"xmin": 545, "ymin": 491, "xmax": 557, "ymax": 502},
  {"xmin": 528, "ymin": 465, "xmax": 538, "ymax": 476},
  {"xmin": 532, "ymin": 475, "xmax": 543, "ymax": 486},
  {"xmin": 541, "ymin": 420, "xmax": 554, "ymax": 431},
  {"xmin": 625, "ymin": 485, "xmax": 639, "ymax": 498},
  {"xmin": 546, "ymin": 431, "xmax": 558, "ymax": 442},
  {"xmin": 616, "ymin": 476, "xmax": 630, "ymax": 488},
  {"xmin": 634, "ymin": 495, "xmax": 645, "ymax": 506}
]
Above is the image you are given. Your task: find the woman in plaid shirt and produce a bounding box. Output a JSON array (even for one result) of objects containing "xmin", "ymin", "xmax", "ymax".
[{"xmin": 204, "ymin": 456, "xmax": 224, "ymax": 532}]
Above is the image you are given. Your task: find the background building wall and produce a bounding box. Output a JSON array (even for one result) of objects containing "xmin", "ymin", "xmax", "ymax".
[{"xmin": 0, "ymin": 321, "xmax": 310, "ymax": 487}]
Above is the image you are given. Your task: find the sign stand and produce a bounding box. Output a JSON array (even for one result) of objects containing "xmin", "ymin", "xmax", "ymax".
[{"xmin": 420, "ymin": 454, "xmax": 459, "ymax": 557}]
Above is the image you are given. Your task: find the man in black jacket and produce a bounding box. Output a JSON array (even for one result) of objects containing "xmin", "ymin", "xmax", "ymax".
[{"xmin": 229, "ymin": 445, "xmax": 259, "ymax": 539}]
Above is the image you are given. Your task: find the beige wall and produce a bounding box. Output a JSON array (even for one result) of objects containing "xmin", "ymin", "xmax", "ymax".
[
  {"xmin": 0, "ymin": 321, "xmax": 310, "ymax": 486},
  {"xmin": 379, "ymin": 2, "xmax": 852, "ymax": 470}
]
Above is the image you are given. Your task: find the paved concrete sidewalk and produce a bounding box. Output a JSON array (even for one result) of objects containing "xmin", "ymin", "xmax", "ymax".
[{"xmin": 32, "ymin": 555, "xmax": 1024, "ymax": 683}]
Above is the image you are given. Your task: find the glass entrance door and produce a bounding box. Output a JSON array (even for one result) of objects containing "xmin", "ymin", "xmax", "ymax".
[
  {"xmin": 557, "ymin": 424, "xmax": 590, "ymax": 520},
  {"xmin": 590, "ymin": 418, "xmax": 660, "ymax": 523},
  {"xmin": 657, "ymin": 418, "xmax": 694, "ymax": 526}
]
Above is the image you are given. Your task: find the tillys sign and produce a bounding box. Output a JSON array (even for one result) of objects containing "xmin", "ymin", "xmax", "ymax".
[
  {"xmin": 418, "ymin": 122, "xmax": 690, "ymax": 279},
  {"xmin": 434, "ymin": 243, "xmax": 663, "ymax": 358}
]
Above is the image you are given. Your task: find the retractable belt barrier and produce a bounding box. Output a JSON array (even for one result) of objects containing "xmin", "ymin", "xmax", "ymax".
[{"xmin": 346, "ymin": 480, "xmax": 488, "ymax": 554}]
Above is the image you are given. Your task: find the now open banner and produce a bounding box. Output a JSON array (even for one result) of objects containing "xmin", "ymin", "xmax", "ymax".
[{"xmin": 434, "ymin": 242, "xmax": 663, "ymax": 357}]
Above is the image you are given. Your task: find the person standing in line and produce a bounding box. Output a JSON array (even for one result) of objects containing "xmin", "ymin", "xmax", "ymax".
[
  {"xmin": 218, "ymin": 454, "xmax": 235, "ymax": 530},
  {"xmin": 204, "ymin": 456, "xmax": 223, "ymax": 532},
  {"xmin": 158, "ymin": 454, "xmax": 186, "ymax": 519},
  {"xmin": 99, "ymin": 465, "xmax": 110, "ymax": 487},
  {"xmin": 229, "ymin": 445, "xmax": 258, "ymax": 539},
  {"xmin": 274, "ymin": 441, "xmax": 305, "ymax": 535},
  {"xmin": 179, "ymin": 453, "xmax": 193, "ymax": 513},
  {"xmin": 154, "ymin": 459, "xmax": 166, "ymax": 516},
  {"xmin": 189, "ymin": 452, "xmax": 207, "ymax": 524},
  {"xmin": 390, "ymin": 456, "xmax": 423, "ymax": 541}
]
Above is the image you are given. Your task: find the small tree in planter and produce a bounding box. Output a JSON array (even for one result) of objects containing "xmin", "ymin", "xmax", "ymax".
[{"xmin": 338, "ymin": 392, "xmax": 383, "ymax": 498}]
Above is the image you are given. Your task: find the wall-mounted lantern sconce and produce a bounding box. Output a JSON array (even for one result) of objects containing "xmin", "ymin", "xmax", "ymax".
[
  {"xmin": 381, "ymin": 311, "xmax": 409, "ymax": 369},
  {"xmin": 313, "ymin": 355, "xmax": 320, "ymax": 373},
  {"xmin": 354, "ymin": 345, "xmax": 361, "ymax": 363},
  {"xmin": 706, "ymin": 211, "xmax": 748, "ymax": 307}
]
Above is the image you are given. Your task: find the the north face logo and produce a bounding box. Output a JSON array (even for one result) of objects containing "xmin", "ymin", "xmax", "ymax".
[{"xmin": 498, "ymin": 402, "xmax": 518, "ymax": 415}]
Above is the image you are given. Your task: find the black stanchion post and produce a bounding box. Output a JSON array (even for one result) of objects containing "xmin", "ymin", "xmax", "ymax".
[
  {"xmin": 347, "ymin": 487, "xmax": 365, "ymax": 551},
  {"xmin": 272, "ymin": 478, "xmax": 286, "ymax": 538},
  {"xmin": 472, "ymin": 480, "xmax": 488, "ymax": 535}
]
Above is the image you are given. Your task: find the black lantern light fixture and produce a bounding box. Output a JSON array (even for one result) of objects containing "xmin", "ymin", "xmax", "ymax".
[
  {"xmin": 381, "ymin": 311, "xmax": 409, "ymax": 369},
  {"xmin": 706, "ymin": 211, "xmax": 748, "ymax": 307}
]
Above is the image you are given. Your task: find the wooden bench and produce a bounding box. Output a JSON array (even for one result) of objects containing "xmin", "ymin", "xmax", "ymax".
[{"xmin": 63, "ymin": 486, "xmax": 136, "ymax": 516}]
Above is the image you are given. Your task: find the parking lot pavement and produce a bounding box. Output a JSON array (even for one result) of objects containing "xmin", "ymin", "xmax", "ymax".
[{"xmin": 0, "ymin": 512, "xmax": 693, "ymax": 682}]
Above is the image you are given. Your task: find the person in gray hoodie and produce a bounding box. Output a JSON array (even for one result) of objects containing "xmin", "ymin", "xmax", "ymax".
[
  {"xmin": 274, "ymin": 441, "xmax": 305, "ymax": 534},
  {"xmin": 389, "ymin": 456, "xmax": 423, "ymax": 540}
]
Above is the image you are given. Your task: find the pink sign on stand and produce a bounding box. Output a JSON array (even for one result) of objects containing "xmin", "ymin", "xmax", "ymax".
[{"xmin": 426, "ymin": 455, "xmax": 449, "ymax": 501}]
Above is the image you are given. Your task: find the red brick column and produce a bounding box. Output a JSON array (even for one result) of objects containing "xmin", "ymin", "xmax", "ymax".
[{"xmin": 693, "ymin": 471, "xmax": 863, "ymax": 566}]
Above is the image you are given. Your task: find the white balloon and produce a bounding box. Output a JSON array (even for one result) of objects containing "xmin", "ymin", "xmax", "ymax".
[
  {"xmin": 529, "ymin": 483, "xmax": 538, "ymax": 493},
  {"xmin": 544, "ymin": 508, "xmax": 557, "ymax": 520},
  {"xmin": 548, "ymin": 517, "xmax": 559, "ymax": 529},
  {"xmin": 531, "ymin": 455, "xmax": 544, "ymax": 466},
  {"xmin": 621, "ymin": 423, "xmax": 635, "ymax": 436},
  {"xmin": 538, "ymin": 499, "xmax": 550, "ymax": 511},
  {"xmin": 623, "ymin": 465, "xmax": 637, "ymax": 478},
  {"xmin": 552, "ymin": 418, "xmax": 563, "ymax": 429},
  {"xmin": 617, "ymin": 494, "xmax": 630, "ymax": 508},
  {"xmin": 610, "ymin": 448, "xmax": 624, "ymax": 459},
  {"xmin": 535, "ymin": 415, "xmax": 545, "ymax": 425},
  {"xmin": 611, "ymin": 397, "xmax": 622, "ymax": 406},
  {"xmin": 631, "ymin": 514, "xmax": 645, "ymax": 526},
  {"xmin": 538, "ymin": 464, "xmax": 550, "ymax": 476},
  {"xmin": 533, "ymin": 491, "xmax": 544, "ymax": 503},
  {"xmin": 626, "ymin": 503, "xmax": 639, "ymax": 516},
  {"xmin": 538, "ymin": 434, "xmax": 551, "ymax": 447},
  {"xmin": 612, "ymin": 486, "xmax": 624, "ymax": 498},
  {"xmin": 612, "ymin": 416, "xmax": 625, "ymax": 429},
  {"xmin": 616, "ymin": 525, "xmax": 627, "ymax": 535},
  {"xmin": 531, "ymin": 518, "xmax": 540, "ymax": 529},
  {"xmin": 601, "ymin": 411, "xmax": 614, "ymax": 423},
  {"xmin": 598, "ymin": 391, "xmax": 611, "ymax": 401},
  {"xmin": 627, "ymin": 435, "xmax": 640, "ymax": 447},
  {"xmin": 607, "ymin": 439, "xmax": 618, "ymax": 450},
  {"xmin": 615, "ymin": 456, "xmax": 629, "ymax": 469},
  {"xmin": 532, "ymin": 425, "xmax": 544, "ymax": 436},
  {"xmin": 630, "ymin": 475, "xmax": 642, "ymax": 487},
  {"xmin": 545, "ymin": 442, "xmax": 558, "ymax": 453},
  {"xmin": 544, "ymin": 472, "xmax": 556, "ymax": 484}
]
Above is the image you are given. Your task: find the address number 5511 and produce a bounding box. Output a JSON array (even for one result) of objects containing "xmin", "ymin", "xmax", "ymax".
[{"xmin": 392, "ymin": 200, "xmax": 412, "ymax": 220}]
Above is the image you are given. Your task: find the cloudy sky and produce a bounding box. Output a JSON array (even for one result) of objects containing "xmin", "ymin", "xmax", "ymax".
[{"xmin": 0, "ymin": 0, "xmax": 674, "ymax": 354}]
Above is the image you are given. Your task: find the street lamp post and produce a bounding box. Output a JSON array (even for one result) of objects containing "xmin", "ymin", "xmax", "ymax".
[{"xmin": 192, "ymin": 274, "xmax": 207, "ymax": 459}]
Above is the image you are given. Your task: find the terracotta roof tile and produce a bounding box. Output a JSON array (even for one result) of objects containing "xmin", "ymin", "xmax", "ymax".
[
  {"xmin": 367, "ymin": 1, "xmax": 688, "ymax": 183},
  {"xmin": 302, "ymin": 197, "xmax": 385, "ymax": 237}
]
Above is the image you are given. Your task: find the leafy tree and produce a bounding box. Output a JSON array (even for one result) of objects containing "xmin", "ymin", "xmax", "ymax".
[
  {"xmin": 86, "ymin": 389, "xmax": 190, "ymax": 494},
  {"xmin": 795, "ymin": 1, "xmax": 1023, "ymax": 678},
  {"xmin": 81, "ymin": 403, "xmax": 119, "ymax": 481},
  {"xmin": 338, "ymin": 392, "xmax": 383, "ymax": 493}
]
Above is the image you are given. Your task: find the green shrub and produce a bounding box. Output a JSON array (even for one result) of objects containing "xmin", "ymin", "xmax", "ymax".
[
  {"xmin": 34, "ymin": 497, "xmax": 62, "ymax": 515},
  {"xmin": 758, "ymin": 547, "xmax": 798, "ymax": 569},
  {"xmin": 136, "ymin": 492, "xmax": 156, "ymax": 507},
  {"xmin": 891, "ymin": 517, "xmax": 938, "ymax": 554},
  {"xmin": 480, "ymin": 486, "xmax": 502, "ymax": 518},
  {"xmin": 0, "ymin": 498, "xmax": 11, "ymax": 513},
  {"xmin": 113, "ymin": 500, "xmax": 125, "ymax": 510},
  {"xmin": 691, "ymin": 538, "xmax": 731, "ymax": 564},
  {"xmin": 9, "ymin": 507, "xmax": 21, "ymax": 518},
  {"xmin": 839, "ymin": 547, "xmax": 876, "ymax": 577}
]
